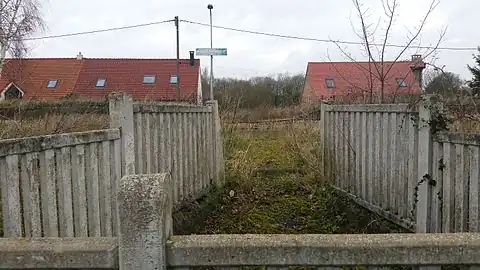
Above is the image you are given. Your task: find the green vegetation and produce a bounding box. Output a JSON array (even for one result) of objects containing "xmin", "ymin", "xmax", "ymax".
[
  {"xmin": 0, "ymin": 99, "xmax": 108, "ymax": 119},
  {"xmin": 189, "ymin": 123, "xmax": 408, "ymax": 235}
]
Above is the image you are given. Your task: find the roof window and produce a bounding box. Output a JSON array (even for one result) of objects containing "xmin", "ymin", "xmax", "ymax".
[
  {"xmin": 96, "ymin": 78, "xmax": 106, "ymax": 87},
  {"xmin": 170, "ymin": 75, "xmax": 178, "ymax": 84},
  {"xmin": 143, "ymin": 75, "xmax": 156, "ymax": 84},
  {"xmin": 47, "ymin": 80, "xmax": 58, "ymax": 88},
  {"xmin": 325, "ymin": 78, "xmax": 335, "ymax": 88},
  {"xmin": 396, "ymin": 78, "xmax": 407, "ymax": 87}
]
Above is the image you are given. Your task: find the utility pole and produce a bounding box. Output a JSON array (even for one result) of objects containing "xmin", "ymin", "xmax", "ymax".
[
  {"xmin": 208, "ymin": 4, "xmax": 214, "ymax": 100},
  {"xmin": 175, "ymin": 16, "xmax": 180, "ymax": 102}
]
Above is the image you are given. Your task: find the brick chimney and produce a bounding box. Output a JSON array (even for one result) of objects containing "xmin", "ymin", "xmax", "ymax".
[
  {"xmin": 76, "ymin": 52, "xmax": 83, "ymax": 60},
  {"xmin": 410, "ymin": 54, "xmax": 426, "ymax": 91}
]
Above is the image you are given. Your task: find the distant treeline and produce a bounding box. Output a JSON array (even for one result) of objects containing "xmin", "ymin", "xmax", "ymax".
[{"xmin": 201, "ymin": 69, "xmax": 305, "ymax": 109}]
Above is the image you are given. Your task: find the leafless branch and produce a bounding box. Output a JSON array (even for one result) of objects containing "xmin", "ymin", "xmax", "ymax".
[
  {"xmin": 0, "ymin": 0, "xmax": 44, "ymax": 73},
  {"xmin": 384, "ymin": 0, "xmax": 440, "ymax": 77},
  {"xmin": 352, "ymin": 0, "xmax": 382, "ymax": 77}
]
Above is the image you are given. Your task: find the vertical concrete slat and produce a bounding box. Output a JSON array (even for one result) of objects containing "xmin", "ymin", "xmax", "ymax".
[
  {"xmin": 400, "ymin": 114, "xmax": 409, "ymax": 218},
  {"xmin": 159, "ymin": 113, "xmax": 166, "ymax": 173},
  {"xmin": 442, "ymin": 143, "xmax": 455, "ymax": 233},
  {"xmin": 172, "ymin": 113, "xmax": 180, "ymax": 203},
  {"xmin": 39, "ymin": 149, "xmax": 59, "ymax": 237},
  {"xmin": 111, "ymin": 139, "xmax": 122, "ymax": 236},
  {"xmin": 367, "ymin": 112, "xmax": 374, "ymax": 204},
  {"xmin": 86, "ymin": 142, "xmax": 101, "ymax": 237},
  {"xmin": 201, "ymin": 112, "xmax": 208, "ymax": 189},
  {"xmin": 135, "ymin": 112, "xmax": 144, "ymax": 174},
  {"xmin": 454, "ymin": 144, "xmax": 469, "ymax": 232},
  {"xmin": 20, "ymin": 152, "xmax": 42, "ymax": 237},
  {"xmin": 361, "ymin": 112, "xmax": 368, "ymax": 201},
  {"xmin": 99, "ymin": 140, "xmax": 113, "ymax": 237},
  {"xmin": 375, "ymin": 112, "xmax": 382, "ymax": 208},
  {"xmin": 56, "ymin": 147, "xmax": 74, "ymax": 237},
  {"xmin": 178, "ymin": 113, "xmax": 186, "ymax": 201},
  {"xmin": 355, "ymin": 111, "xmax": 362, "ymax": 197},
  {"xmin": 144, "ymin": 112, "xmax": 152, "ymax": 174},
  {"xmin": 407, "ymin": 115, "xmax": 418, "ymax": 221},
  {"xmin": 71, "ymin": 145, "xmax": 88, "ymax": 236},
  {"xmin": 382, "ymin": 113, "xmax": 391, "ymax": 212},
  {"xmin": 152, "ymin": 112, "xmax": 160, "ymax": 174},
  {"xmin": 469, "ymin": 146, "xmax": 480, "ymax": 232},
  {"xmin": 389, "ymin": 113, "xmax": 398, "ymax": 215},
  {"xmin": 0, "ymin": 155, "xmax": 22, "ymax": 237}
]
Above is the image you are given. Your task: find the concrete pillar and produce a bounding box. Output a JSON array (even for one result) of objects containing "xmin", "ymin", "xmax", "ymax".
[
  {"xmin": 117, "ymin": 173, "xmax": 173, "ymax": 270},
  {"xmin": 206, "ymin": 100, "xmax": 225, "ymax": 187},
  {"xmin": 109, "ymin": 92, "xmax": 135, "ymax": 176},
  {"xmin": 416, "ymin": 95, "xmax": 434, "ymax": 234}
]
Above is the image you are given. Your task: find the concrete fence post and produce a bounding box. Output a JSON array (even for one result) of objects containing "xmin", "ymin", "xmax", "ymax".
[
  {"xmin": 206, "ymin": 100, "xmax": 225, "ymax": 187},
  {"xmin": 117, "ymin": 173, "xmax": 173, "ymax": 270},
  {"xmin": 416, "ymin": 95, "xmax": 435, "ymax": 234},
  {"xmin": 109, "ymin": 92, "xmax": 135, "ymax": 176}
]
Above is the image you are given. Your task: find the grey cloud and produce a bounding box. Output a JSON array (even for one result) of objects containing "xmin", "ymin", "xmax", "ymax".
[{"xmin": 27, "ymin": 0, "xmax": 479, "ymax": 80}]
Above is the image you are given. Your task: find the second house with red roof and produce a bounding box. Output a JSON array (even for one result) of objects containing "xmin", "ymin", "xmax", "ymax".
[
  {"xmin": 0, "ymin": 52, "xmax": 203, "ymax": 104},
  {"xmin": 301, "ymin": 54, "xmax": 426, "ymax": 105}
]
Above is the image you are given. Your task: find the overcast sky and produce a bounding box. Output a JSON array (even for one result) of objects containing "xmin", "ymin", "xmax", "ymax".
[{"xmin": 28, "ymin": 0, "xmax": 480, "ymax": 80}]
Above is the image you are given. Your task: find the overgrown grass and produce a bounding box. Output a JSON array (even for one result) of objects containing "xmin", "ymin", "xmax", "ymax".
[
  {"xmin": 194, "ymin": 121, "xmax": 408, "ymax": 235},
  {"xmin": 0, "ymin": 113, "xmax": 109, "ymax": 140}
]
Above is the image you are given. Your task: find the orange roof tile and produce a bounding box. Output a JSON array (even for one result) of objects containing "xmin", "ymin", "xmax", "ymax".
[
  {"xmin": 0, "ymin": 58, "xmax": 84, "ymax": 100},
  {"xmin": 0, "ymin": 57, "xmax": 201, "ymax": 102},
  {"xmin": 305, "ymin": 60, "xmax": 421, "ymax": 100}
]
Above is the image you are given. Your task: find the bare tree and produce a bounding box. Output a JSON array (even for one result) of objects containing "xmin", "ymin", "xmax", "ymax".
[
  {"xmin": 0, "ymin": 0, "xmax": 44, "ymax": 73},
  {"xmin": 332, "ymin": 0, "xmax": 445, "ymax": 103}
]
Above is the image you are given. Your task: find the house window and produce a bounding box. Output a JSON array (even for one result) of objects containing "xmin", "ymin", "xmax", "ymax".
[
  {"xmin": 143, "ymin": 75, "xmax": 156, "ymax": 84},
  {"xmin": 325, "ymin": 78, "xmax": 335, "ymax": 88},
  {"xmin": 96, "ymin": 78, "xmax": 106, "ymax": 87},
  {"xmin": 170, "ymin": 75, "xmax": 178, "ymax": 84},
  {"xmin": 47, "ymin": 80, "xmax": 58, "ymax": 88},
  {"xmin": 396, "ymin": 78, "xmax": 407, "ymax": 87}
]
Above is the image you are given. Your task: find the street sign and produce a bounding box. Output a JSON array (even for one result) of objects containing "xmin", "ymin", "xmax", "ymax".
[{"xmin": 195, "ymin": 48, "xmax": 227, "ymax": 56}]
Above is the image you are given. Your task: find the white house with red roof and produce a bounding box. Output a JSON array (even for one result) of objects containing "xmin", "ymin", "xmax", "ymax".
[
  {"xmin": 0, "ymin": 52, "xmax": 203, "ymax": 104},
  {"xmin": 301, "ymin": 55, "xmax": 426, "ymax": 105}
]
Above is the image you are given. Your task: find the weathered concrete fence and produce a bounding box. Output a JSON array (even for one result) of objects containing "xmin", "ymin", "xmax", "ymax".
[
  {"xmin": 320, "ymin": 96, "xmax": 480, "ymax": 233},
  {"xmin": 0, "ymin": 93, "xmax": 224, "ymax": 237},
  {"xmin": 1, "ymin": 173, "xmax": 480, "ymax": 269}
]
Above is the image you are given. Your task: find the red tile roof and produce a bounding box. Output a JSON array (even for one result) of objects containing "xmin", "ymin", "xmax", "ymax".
[
  {"xmin": 304, "ymin": 60, "xmax": 421, "ymax": 101},
  {"xmin": 0, "ymin": 57, "xmax": 201, "ymax": 102},
  {"xmin": 0, "ymin": 59, "xmax": 84, "ymax": 100}
]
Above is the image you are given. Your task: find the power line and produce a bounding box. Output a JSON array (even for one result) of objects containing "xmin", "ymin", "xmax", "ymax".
[
  {"xmin": 24, "ymin": 19, "xmax": 174, "ymax": 41},
  {"xmin": 181, "ymin": 19, "xmax": 478, "ymax": 52}
]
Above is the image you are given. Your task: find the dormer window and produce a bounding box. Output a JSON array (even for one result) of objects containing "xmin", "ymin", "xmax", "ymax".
[
  {"xmin": 47, "ymin": 80, "xmax": 57, "ymax": 88},
  {"xmin": 325, "ymin": 78, "xmax": 335, "ymax": 88},
  {"xmin": 96, "ymin": 78, "xmax": 106, "ymax": 87},
  {"xmin": 396, "ymin": 78, "xmax": 407, "ymax": 87},
  {"xmin": 143, "ymin": 75, "xmax": 156, "ymax": 84}
]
